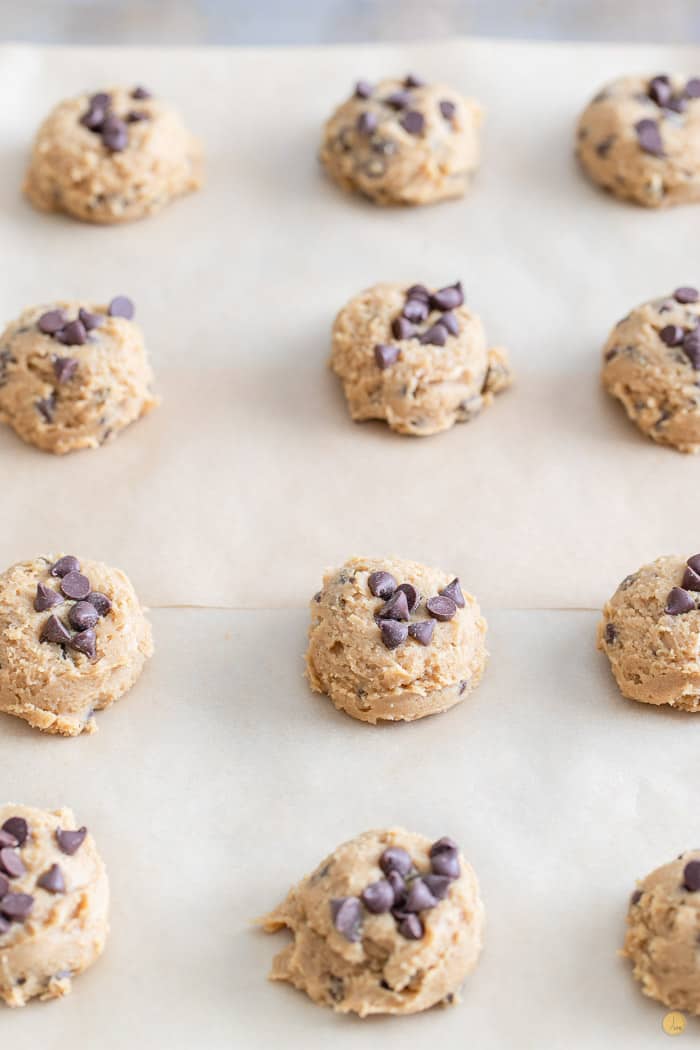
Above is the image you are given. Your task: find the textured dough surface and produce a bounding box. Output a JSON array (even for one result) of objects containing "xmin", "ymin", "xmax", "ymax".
[
  {"xmin": 261, "ymin": 827, "xmax": 484, "ymax": 1016},
  {"xmin": 0, "ymin": 555, "xmax": 153, "ymax": 736},
  {"xmin": 24, "ymin": 86, "xmax": 202, "ymax": 224},
  {"xmin": 0, "ymin": 803, "xmax": 109, "ymax": 1007},
  {"xmin": 623, "ymin": 850, "xmax": 700, "ymax": 1014},
  {"xmin": 576, "ymin": 74, "xmax": 700, "ymax": 207},
  {"xmin": 0, "ymin": 300, "xmax": 158, "ymax": 454},
  {"xmin": 306, "ymin": 556, "xmax": 488, "ymax": 724},
  {"xmin": 601, "ymin": 292, "xmax": 700, "ymax": 452},
  {"xmin": 320, "ymin": 76, "xmax": 482, "ymax": 206},
  {"xmin": 597, "ymin": 555, "xmax": 700, "ymax": 710},
  {"xmin": 331, "ymin": 282, "xmax": 511, "ymax": 436}
]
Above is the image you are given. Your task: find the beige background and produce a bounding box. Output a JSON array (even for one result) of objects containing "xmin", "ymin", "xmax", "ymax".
[{"xmin": 1, "ymin": 37, "xmax": 700, "ymax": 1047}]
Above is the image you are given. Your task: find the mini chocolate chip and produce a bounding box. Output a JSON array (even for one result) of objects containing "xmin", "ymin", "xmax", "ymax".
[
  {"xmin": 0, "ymin": 848, "xmax": 25, "ymax": 879},
  {"xmin": 392, "ymin": 316, "xmax": 415, "ymax": 340},
  {"xmin": 604, "ymin": 622, "xmax": 617, "ymax": 644},
  {"xmin": 355, "ymin": 79, "xmax": 372, "ymax": 99},
  {"xmin": 405, "ymin": 878, "xmax": 438, "ymax": 912},
  {"xmin": 368, "ymin": 571, "xmax": 397, "ymax": 599},
  {"xmin": 108, "ymin": 296, "xmax": 135, "ymax": 320},
  {"xmin": 674, "ymin": 286, "xmax": 699, "ymax": 304},
  {"xmin": 440, "ymin": 311, "xmax": 459, "ymax": 336},
  {"xmin": 0, "ymin": 893, "xmax": 33, "ymax": 921},
  {"xmin": 440, "ymin": 578, "xmax": 465, "ymax": 608},
  {"xmin": 408, "ymin": 620, "xmax": 435, "ymax": 645},
  {"xmin": 52, "ymin": 356, "xmax": 78, "ymax": 383},
  {"xmin": 406, "ymin": 284, "xmax": 430, "ymax": 303},
  {"xmin": 439, "ymin": 99, "xmax": 456, "ymax": 120},
  {"xmin": 659, "ymin": 324, "xmax": 685, "ymax": 346},
  {"xmin": 634, "ymin": 118, "xmax": 664, "ymax": 156},
  {"xmin": 69, "ymin": 601, "xmax": 99, "ymax": 631},
  {"xmin": 37, "ymin": 864, "xmax": 65, "ymax": 894},
  {"xmin": 361, "ymin": 879, "xmax": 394, "ymax": 913},
  {"xmin": 400, "ymin": 110, "xmax": 424, "ymax": 135},
  {"xmin": 595, "ymin": 135, "xmax": 616, "ymax": 157},
  {"xmin": 51, "ymin": 556, "xmax": 80, "ymax": 578},
  {"xmin": 385, "ymin": 90, "xmax": 411, "ymax": 110},
  {"xmin": 398, "ymin": 914, "xmax": 423, "ymax": 939},
  {"xmin": 683, "ymin": 566, "xmax": 700, "ymax": 592},
  {"xmin": 665, "ymin": 587, "xmax": 695, "ymax": 615},
  {"xmin": 430, "ymin": 282, "xmax": 464, "ymax": 311},
  {"xmin": 404, "ymin": 73, "xmax": 424, "ymax": 88},
  {"xmin": 374, "ymin": 344, "xmax": 399, "ymax": 369},
  {"xmin": 686, "ymin": 78, "xmax": 700, "ymax": 98},
  {"xmin": 36, "ymin": 396, "xmax": 55, "ymax": 423},
  {"xmin": 377, "ymin": 590, "xmax": 410, "ymax": 621},
  {"xmin": 2, "ymin": 818, "xmax": 27, "ymax": 847},
  {"xmin": 38, "ymin": 310, "xmax": 66, "ymax": 335},
  {"xmin": 131, "ymin": 85, "xmax": 151, "ymax": 99},
  {"xmin": 395, "ymin": 582, "xmax": 418, "ymax": 612},
  {"xmin": 683, "ymin": 330, "xmax": 700, "ymax": 368},
  {"xmin": 126, "ymin": 110, "xmax": 149, "ymax": 123},
  {"xmin": 683, "ymin": 860, "xmax": 700, "ymax": 891},
  {"xmin": 630, "ymin": 889, "xmax": 643, "ymax": 906},
  {"xmin": 649, "ymin": 75, "xmax": 672, "ymax": 107},
  {"xmin": 34, "ymin": 583, "xmax": 63, "ymax": 613},
  {"xmin": 40, "ymin": 614, "xmax": 71, "ymax": 646},
  {"xmin": 357, "ymin": 111, "xmax": 377, "ymax": 135},
  {"xmin": 70, "ymin": 629, "xmax": 97, "ymax": 659},
  {"xmin": 330, "ymin": 897, "xmax": 362, "ymax": 942},
  {"xmin": 426, "ymin": 595, "xmax": 457, "ymax": 621},
  {"xmin": 379, "ymin": 620, "xmax": 408, "ymax": 649},
  {"xmin": 380, "ymin": 846, "xmax": 412, "ymax": 877},
  {"xmin": 86, "ymin": 591, "xmax": 112, "ymax": 617},
  {"xmin": 56, "ymin": 828, "xmax": 87, "ymax": 856},
  {"xmin": 61, "ymin": 572, "xmax": 90, "ymax": 600},
  {"xmin": 78, "ymin": 308, "xmax": 103, "ymax": 331},
  {"xmin": 423, "ymin": 874, "xmax": 452, "ymax": 900},
  {"xmin": 402, "ymin": 298, "xmax": 429, "ymax": 323},
  {"xmin": 0, "ymin": 874, "xmax": 8, "ymax": 897},
  {"xmin": 56, "ymin": 320, "xmax": 86, "ymax": 346},
  {"xmin": 102, "ymin": 121, "xmax": 129, "ymax": 152},
  {"xmin": 419, "ymin": 323, "xmax": 448, "ymax": 346}
]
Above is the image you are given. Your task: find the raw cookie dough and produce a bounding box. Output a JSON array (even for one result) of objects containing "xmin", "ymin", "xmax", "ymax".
[
  {"xmin": 601, "ymin": 286, "xmax": 700, "ymax": 452},
  {"xmin": 306, "ymin": 556, "xmax": 488, "ymax": 724},
  {"xmin": 0, "ymin": 803, "xmax": 109, "ymax": 1007},
  {"xmin": 331, "ymin": 281, "xmax": 511, "ymax": 437},
  {"xmin": 576, "ymin": 74, "xmax": 700, "ymax": 207},
  {"xmin": 0, "ymin": 554, "xmax": 153, "ymax": 736},
  {"xmin": 0, "ymin": 296, "xmax": 158, "ymax": 454},
  {"xmin": 261, "ymin": 827, "xmax": 484, "ymax": 1016},
  {"xmin": 320, "ymin": 74, "xmax": 482, "ymax": 206},
  {"xmin": 25, "ymin": 85, "xmax": 202, "ymax": 224},
  {"xmin": 623, "ymin": 850, "xmax": 700, "ymax": 1014},
  {"xmin": 597, "ymin": 553, "xmax": 700, "ymax": 711}
]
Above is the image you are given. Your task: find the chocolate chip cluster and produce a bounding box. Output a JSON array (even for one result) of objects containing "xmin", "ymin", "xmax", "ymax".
[
  {"xmin": 80, "ymin": 87, "xmax": 152, "ymax": 152},
  {"xmin": 663, "ymin": 553, "xmax": 700, "ymax": 616},
  {"xmin": 374, "ymin": 282, "xmax": 464, "ymax": 370},
  {"xmin": 353, "ymin": 74, "xmax": 457, "ymax": 141},
  {"xmin": 657, "ymin": 287, "xmax": 700, "ymax": 369},
  {"xmin": 369, "ymin": 569, "xmax": 464, "ymax": 649},
  {"xmin": 635, "ymin": 76, "xmax": 700, "ymax": 157},
  {"xmin": 36, "ymin": 556, "xmax": 112, "ymax": 661},
  {"xmin": 330, "ymin": 837, "xmax": 461, "ymax": 943},
  {"xmin": 630, "ymin": 857, "xmax": 700, "ymax": 909}
]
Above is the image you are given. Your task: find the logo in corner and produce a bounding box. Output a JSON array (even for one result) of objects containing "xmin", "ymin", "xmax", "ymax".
[{"xmin": 663, "ymin": 1011, "xmax": 686, "ymax": 1036}]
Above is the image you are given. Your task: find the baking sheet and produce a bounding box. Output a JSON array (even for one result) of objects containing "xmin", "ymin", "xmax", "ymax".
[
  {"xmin": 2, "ymin": 39, "xmax": 700, "ymax": 609},
  {"xmin": 2, "ymin": 607, "xmax": 697, "ymax": 1048}
]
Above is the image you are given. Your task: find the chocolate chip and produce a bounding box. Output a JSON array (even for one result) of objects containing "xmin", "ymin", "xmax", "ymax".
[
  {"xmin": 386, "ymin": 869, "xmax": 406, "ymax": 903},
  {"xmin": 665, "ymin": 587, "xmax": 695, "ymax": 615},
  {"xmin": 402, "ymin": 298, "xmax": 429, "ymax": 324},
  {"xmin": 86, "ymin": 591, "xmax": 112, "ymax": 617},
  {"xmin": 0, "ymin": 915, "xmax": 8, "ymax": 934},
  {"xmin": 397, "ymin": 914, "xmax": 423, "ymax": 939},
  {"xmin": 604, "ymin": 622, "xmax": 617, "ymax": 644},
  {"xmin": 430, "ymin": 849, "xmax": 460, "ymax": 879},
  {"xmin": 687, "ymin": 554, "xmax": 700, "ymax": 575},
  {"xmin": 423, "ymin": 874, "xmax": 452, "ymax": 900},
  {"xmin": 377, "ymin": 589, "xmax": 410, "ymax": 621},
  {"xmin": 37, "ymin": 864, "xmax": 65, "ymax": 894},
  {"xmin": 81, "ymin": 105, "xmax": 107, "ymax": 131},
  {"xmin": 683, "ymin": 330, "xmax": 700, "ymax": 369},
  {"xmin": 34, "ymin": 583, "xmax": 63, "ymax": 612},
  {"xmin": 430, "ymin": 282, "xmax": 464, "ymax": 311},
  {"xmin": 440, "ymin": 311, "xmax": 459, "ymax": 336},
  {"xmin": 0, "ymin": 874, "xmax": 8, "ymax": 897},
  {"xmin": 634, "ymin": 118, "xmax": 664, "ymax": 156},
  {"xmin": 108, "ymin": 296, "xmax": 135, "ymax": 320},
  {"xmin": 2, "ymin": 818, "xmax": 27, "ymax": 847},
  {"xmin": 440, "ymin": 578, "xmax": 465, "ymax": 608},
  {"xmin": 406, "ymin": 284, "xmax": 430, "ymax": 303},
  {"xmin": 426, "ymin": 595, "xmax": 457, "ymax": 621},
  {"xmin": 595, "ymin": 135, "xmax": 616, "ymax": 157},
  {"xmin": 131, "ymin": 85, "xmax": 151, "ymax": 99},
  {"xmin": 69, "ymin": 601, "xmax": 99, "ymax": 631},
  {"xmin": 374, "ymin": 344, "xmax": 399, "ymax": 369},
  {"xmin": 0, "ymin": 848, "xmax": 25, "ymax": 879},
  {"xmin": 36, "ymin": 396, "xmax": 55, "ymax": 423},
  {"xmin": 356, "ymin": 111, "xmax": 377, "ymax": 135},
  {"xmin": 0, "ymin": 893, "xmax": 33, "ymax": 921},
  {"xmin": 102, "ymin": 121, "xmax": 129, "ymax": 152},
  {"xmin": 686, "ymin": 78, "xmax": 700, "ymax": 98},
  {"xmin": 379, "ymin": 620, "xmax": 408, "ymax": 649},
  {"xmin": 419, "ymin": 323, "xmax": 448, "ymax": 346},
  {"xmin": 0, "ymin": 833, "xmax": 16, "ymax": 851},
  {"xmin": 380, "ymin": 846, "xmax": 412, "ymax": 877},
  {"xmin": 648, "ymin": 75, "xmax": 672, "ymax": 107},
  {"xmin": 70, "ymin": 629, "xmax": 97, "ymax": 659},
  {"xmin": 56, "ymin": 827, "xmax": 87, "ymax": 856},
  {"xmin": 674, "ymin": 286, "xmax": 699, "ymax": 304},
  {"xmin": 683, "ymin": 566, "xmax": 700, "ymax": 592},
  {"xmin": 405, "ymin": 878, "xmax": 438, "ymax": 912},
  {"xmin": 408, "ymin": 620, "xmax": 434, "ymax": 645},
  {"xmin": 404, "ymin": 74, "xmax": 425, "ymax": 88},
  {"xmin": 126, "ymin": 110, "xmax": 149, "ymax": 123},
  {"xmin": 439, "ymin": 99, "xmax": 456, "ymax": 120},
  {"xmin": 368, "ymin": 571, "xmax": 397, "ymax": 599},
  {"xmin": 400, "ymin": 110, "xmax": 424, "ymax": 135},
  {"xmin": 630, "ymin": 889, "xmax": 643, "ymax": 906},
  {"xmin": 56, "ymin": 320, "xmax": 86, "ymax": 346},
  {"xmin": 52, "ymin": 356, "xmax": 78, "ymax": 383},
  {"xmin": 385, "ymin": 90, "xmax": 411, "ymax": 110},
  {"xmin": 330, "ymin": 897, "xmax": 362, "ymax": 942},
  {"xmin": 40, "ymin": 614, "xmax": 71, "ymax": 646},
  {"xmin": 60, "ymin": 572, "xmax": 90, "ymax": 601},
  {"xmin": 78, "ymin": 308, "xmax": 103, "ymax": 331},
  {"xmin": 38, "ymin": 310, "xmax": 66, "ymax": 335},
  {"xmin": 395, "ymin": 583, "xmax": 418, "ymax": 612},
  {"xmin": 683, "ymin": 860, "xmax": 700, "ymax": 891},
  {"xmin": 392, "ymin": 316, "xmax": 415, "ymax": 340},
  {"xmin": 666, "ymin": 96, "xmax": 687, "ymax": 113},
  {"xmin": 51, "ymin": 556, "xmax": 79, "ymax": 578},
  {"xmin": 361, "ymin": 879, "xmax": 394, "ymax": 913},
  {"xmin": 355, "ymin": 79, "xmax": 373, "ymax": 99},
  {"xmin": 659, "ymin": 324, "xmax": 685, "ymax": 346}
]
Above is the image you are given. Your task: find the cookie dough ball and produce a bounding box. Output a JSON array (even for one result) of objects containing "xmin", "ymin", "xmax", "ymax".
[
  {"xmin": 331, "ymin": 281, "xmax": 511, "ymax": 437},
  {"xmin": 320, "ymin": 74, "xmax": 482, "ymax": 206},
  {"xmin": 0, "ymin": 296, "xmax": 157, "ymax": 454},
  {"xmin": 262, "ymin": 827, "xmax": 484, "ymax": 1016},
  {"xmin": 24, "ymin": 85, "xmax": 202, "ymax": 224},
  {"xmin": 576, "ymin": 74, "xmax": 700, "ymax": 207},
  {"xmin": 306, "ymin": 556, "xmax": 488, "ymax": 724},
  {"xmin": 0, "ymin": 803, "xmax": 109, "ymax": 1007},
  {"xmin": 597, "ymin": 553, "xmax": 700, "ymax": 711},
  {"xmin": 0, "ymin": 554, "xmax": 153, "ymax": 736},
  {"xmin": 624, "ymin": 850, "xmax": 700, "ymax": 1014},
  {"xmin": 602, "ymin": 287, "xmax": 700, "ymax": 452}
]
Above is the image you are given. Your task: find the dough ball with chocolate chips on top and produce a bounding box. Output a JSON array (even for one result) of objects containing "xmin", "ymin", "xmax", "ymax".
[
  {"xmin": 320, "ymin": 74, "xmax": 482, "ymax": 206},
  {"xmin": 0, "ymin": 803, "xmax": 109, "ymax": 1008},
  {"xmin": 577, "ymin": 74, "xmax": 700, "ymax": 207},
  {"xmin": 624, "ymin": 849, "xmax": 700, "ymax": 1014},
  {"xmin": 597, "ymin": 553, "xmax": 700, "ymax": 711},
  {"xmin": 602, "ymin": 286, "xmax": 700, "ymax": 452},
  {"xmin": 0, "ymin": 554, "xmax": 153, "ymax": 736},
  {"xmin": 306, "ymin": 556, "xmax": 488, "ymax": 724},
  {"xmin": 24, "ymin": 85, "xmax": 203, "ymax": 224},
  {"xmin": 0, "ymin": 296, "xmax": 158, "ymax": 454},
  {"xmin": 261, "ymin": 827, "xmax": 484, "ymax": 1016},
  {"xmin": 331, "ymin": 280, "xmax": 511, "ymax": 437}
]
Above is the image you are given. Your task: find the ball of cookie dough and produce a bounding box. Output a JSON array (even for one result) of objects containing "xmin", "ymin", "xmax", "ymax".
[
  {"xmin": 623, "ymin": 849, "xmax": 700, "ymax": 1014},
  {"xmin": 0, "ymin": 554, "xmax": 153, "ymax": 736},
  {"xmin": 597, "ymin": 553, "xmax": 700, "ymax": 711},
  {"xmin": 24, "ymin": 85, "xmax": 202, "ymax": 224},
  {"xmin": 576, "ymin": 74, "xmax": 700, "ymax": 207},
  {"xmin": 0, "ymin": 297, "xmax": 157, "ymax": 454},
  {"xmin": 320, "ymin": 74, "xmax": 482, "ymax": 206},
  {"xmin": 0, "ymin": 803, "xmax": 109, "ymax": 1007},
  {"xmin": 261, "ymin": 827, "xmax": 484, "ymax": 1017},
  {"xmin": 306, "ymin": 556, "xmax": 488, "ymax": 724},
  {"xmin": 331, "ymin": 281, "xmax": 511, "ymax": 437}
]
